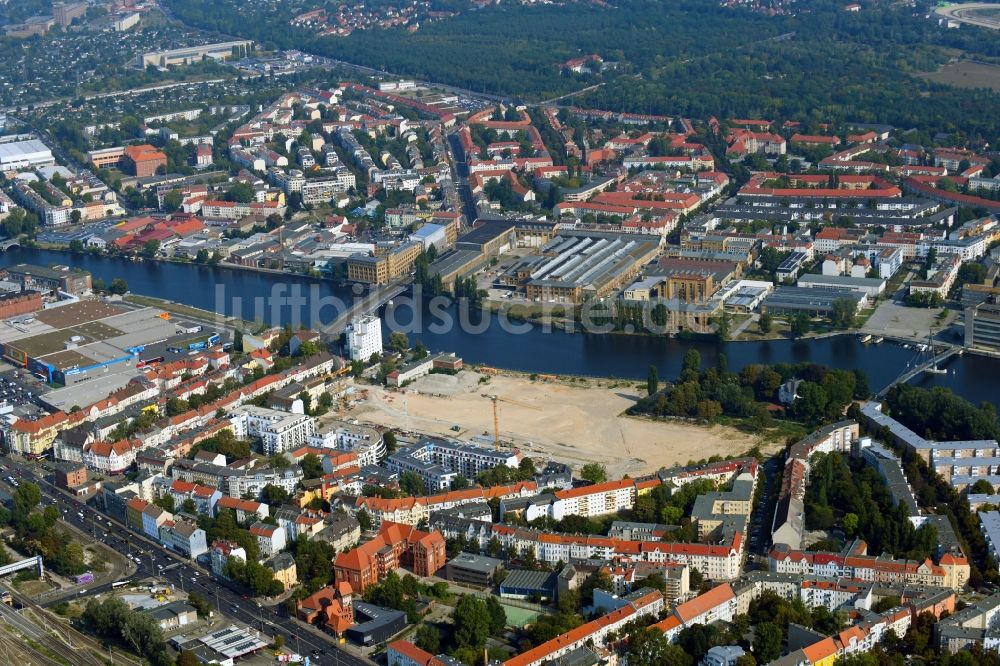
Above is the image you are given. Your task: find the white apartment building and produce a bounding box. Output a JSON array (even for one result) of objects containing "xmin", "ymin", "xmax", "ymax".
[
  {"xmin": 82, "ymin": 440, "xmax": 143, "ymax": 475},
  {"xmin": 250, "ymin": 521, "xmax": 287, "ymax": 559},
  {"xmin": 308, "ymin": 421, "xmax": 385, "ymax": 466},
  {"xmin": 424, "ymin": 440, "xmax": 519, "ymax": 478},
  {"xmin": 159, "ymin": 519, "xmax": 208, "ymax": 559},
  {"xmin": 345, "ymin": 314, "xmax": 383, "ymax": 361},
  {"xmin": 226, "ymin": 467, "xmax": 303, "ymax": 500},
  {"xmin": 526, "ymin": 479, "xmax": 637, "ymax": 521},
  {"xmin": 231, "ymin": 405, "xmax": 316, "ymax": 455}
]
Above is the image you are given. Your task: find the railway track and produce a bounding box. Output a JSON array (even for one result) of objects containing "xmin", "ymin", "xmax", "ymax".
[{"xmin": 0, "ymin": 590, "xmax": 121, "ymax": 666}]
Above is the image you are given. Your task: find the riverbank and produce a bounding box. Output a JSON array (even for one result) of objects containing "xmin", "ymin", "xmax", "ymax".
[
  {"xmin": 3, "ymin": 246, "xmax": 997, "ymax": 409},
  {"xmin": 345, "ymin": 369, "xmax": 770, "ymax": 478},
  {"xmin": 27, "ymin": 243, "xmax": 887, "ymax": 344},
  {"xmin": 36, "ymin": 241, "xmax": 333, "ymax": 281}
]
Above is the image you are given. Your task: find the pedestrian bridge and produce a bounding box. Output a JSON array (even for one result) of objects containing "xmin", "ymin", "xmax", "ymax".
[
  {"xmin": 876, "ymin": 346, "xmax": 962, "ymax": 397},
  {"xmin": 0, "ymin": 555, "xmax": 43, "ymax": 578}
]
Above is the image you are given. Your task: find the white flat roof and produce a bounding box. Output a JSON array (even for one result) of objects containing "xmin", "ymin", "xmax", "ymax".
[{"xmin": 0, "ymin": 140, "xmax": 52, "ymax": 163}]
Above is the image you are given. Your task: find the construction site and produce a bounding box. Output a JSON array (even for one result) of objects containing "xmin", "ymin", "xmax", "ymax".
[{"xmin": 345, "ymin": 369, "xmax": 763, "ymax": 478}]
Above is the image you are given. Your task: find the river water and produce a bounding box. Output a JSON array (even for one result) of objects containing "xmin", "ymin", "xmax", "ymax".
[{"xmin": 2, "ymin": 248, "xmax": 996, "ymax": 407}]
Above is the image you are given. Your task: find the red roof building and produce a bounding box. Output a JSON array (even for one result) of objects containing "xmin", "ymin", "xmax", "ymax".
[
  {"xmin": 333, "ymin": 521, "xmax": 446, "ymax": 593},
  {"xmin": 123, "ymin": 144, "xmax": 168, "ymax": 178}
]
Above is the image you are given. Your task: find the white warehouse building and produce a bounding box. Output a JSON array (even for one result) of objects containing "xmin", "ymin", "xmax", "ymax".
[{"xmin": 0, "ymin": 139, "xmax": 55, "ymax": 172}]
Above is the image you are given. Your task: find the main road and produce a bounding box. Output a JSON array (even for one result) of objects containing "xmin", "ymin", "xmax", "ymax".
[
  {"xmin": 934, "ymin": 3, "xmax": 1000, "ymax": 29},
  {"xmin": 1, "ymin": 457, "xmax": 372, "ymax": 666}
]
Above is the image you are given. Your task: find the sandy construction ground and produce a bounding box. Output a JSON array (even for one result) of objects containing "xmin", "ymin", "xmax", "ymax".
[{"xmin": 347, "ymin": 371, "xmax": 764, "ymax": 478}]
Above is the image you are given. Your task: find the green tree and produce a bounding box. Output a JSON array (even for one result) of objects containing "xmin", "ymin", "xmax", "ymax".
[
  {"xmin": 971, "ymin": 479, "xmax": 995, "ymax": 495},
  {"xmin": 627, "ymin": 627, "xmax": 692, "ymax": 666},
  {"xmin": 186, "ymin": 591, "xmax": 212, "ymax": 617},
  {"xmin": 453, "ymin": 595, "xmax": 492, "ymax": 649},
  {"xmin": 580, "ymin": 463, "xmax": 607, "ymax": 484},
  {"xmin": 13, "ymin": 482, "xmax": 41, "ymax": 515},
  {"xmin": 790, "ymin": 381, "xmax": 829, "ymax": 423},
  {"xmin": 389, "ymin": 331, "xmax": 409, "ymax": 353},
  {"xmin": 383, "ymin": 431, "xmax": 397, "ymax": 454},
  {"xmin": 154, "ymin": 494, "xmax": 175, "ymax": 512},
  {"xmin": 161, "ymin": 189, "xmax": 184, "ymax": 213},
  {"xmin": 356, "ymin": 509, "xmax": 372, "ymax": 532},
  {"xmin": 143, "ymin": 239, "xmax": 160, "ymax": 257},
  {"xmin": 759, "ymin": 246, "xmax": 785, "ymax": 274},
  {"xmin": 415, "ymin": 624, "xmax": 441, "ymax": 653},
  {"xmin": 830, "ymin": 298, "xmax": 857, "ymax": 329},
  {"xmin": 42, "ymin": 504, "xmax": 60, "ymax": 526},
  {"xmin": 752, "ymin": 622, "xmax": 782, "ymax": 663},
  {"xmin": 487, "ymin": 536, "xmax": 503, "ymax": 557},
  {"xmin": 680, "ymin": 349, "xmax": 701, "ymax": 383},
  {"xmin": 647, "ymin": 364, "xmax": 659, "ymax": 396},
  {"xmin": 485, "ymin": 596, "xmax": 507, "ymax": 633},
  {"xmin": 226, "ymin": 182, "xmax": 255, "ymax": 203},
  {"xmin": 260, "ymin": 484, "xmax": 289, "ymax": 506},
  {"xmin": 69, "ymin": 239, "xmax": 84, "ymax": 253},
  {"xmin": 842, "ymin": 512, "xmax": 859, "ymax": 536},
  {"xmin": 715, "ymin": 310, "xmax": 731, "ymax": 340},
  {"xmin": 790, "ymin": 312, "xmax": 811, "ymax": 337},
  {"xmin": 758, "ymin": 312, "xmax": 773, "ymax": 334},
  {"xmin": 581, "ymin": 569, "xmax": 613, "ymax": 605},
  {"xmin": 109, "ymin": 278, "xmax": 129, "ymax": 295},
  {"xmin": 166, "ymin": 397, "xmax": 190, "ymax": 416},
  {"xmin": 300, "ymin": 453, "xmax": 324, "ymax": 480},
  {"xmin": 400, "ymin": 471, "xmax": 427, "ymax": 496},
  {"xmin": 298, "ymin": 391, "xmax": 312, "ymax": 415},
  {"xmin": 269, "ymin": 453, "xmax": 291, "ymax": 469}
]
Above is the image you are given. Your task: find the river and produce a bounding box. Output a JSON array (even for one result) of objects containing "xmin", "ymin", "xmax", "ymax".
[{"xmin": 2, "ymin": 247, "xmax": 997, "ymax": 407}]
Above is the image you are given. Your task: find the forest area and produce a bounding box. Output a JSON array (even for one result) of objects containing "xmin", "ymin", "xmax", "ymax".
[
  {"xmin": 804, "ymin": 452, "xmax": 938, "ymax": 560},
  {"xmin": 162, "ymin": 0, "xmax": 1000, "ymax": 141}
]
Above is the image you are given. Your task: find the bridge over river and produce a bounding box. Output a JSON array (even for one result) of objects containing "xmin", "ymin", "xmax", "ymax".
[
  {"xmin": 320, "ymin": 281, "xmax": 406, "ymax": 337},
  {"xmin": 875, "ymin": 345, "xmax": 963, "ymax": 397}
]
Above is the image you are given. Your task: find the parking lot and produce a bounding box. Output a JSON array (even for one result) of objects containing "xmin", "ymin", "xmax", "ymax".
[
  {"xmin": 37, "ymin": 219, "xmax": 121, "ymax": 245},
  {"xmin": 0, "ymin": 366, "xmax": 52, "ymax": 418}
]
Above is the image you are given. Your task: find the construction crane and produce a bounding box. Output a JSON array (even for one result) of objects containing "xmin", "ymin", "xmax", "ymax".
[{"xmin": 481, "ymin": 394, "xmax": 537, "ymax": 449}]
